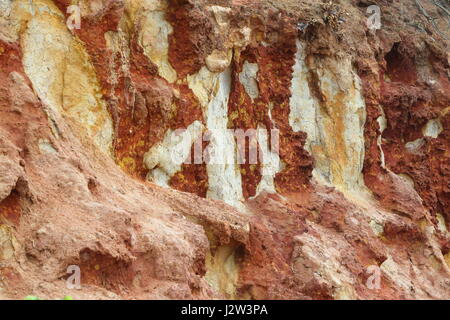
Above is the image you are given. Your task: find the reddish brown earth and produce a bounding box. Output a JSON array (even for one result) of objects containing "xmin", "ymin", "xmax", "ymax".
[{"xmin": 0, "ymin": 0, "xmax": 449, "ymax": 300}]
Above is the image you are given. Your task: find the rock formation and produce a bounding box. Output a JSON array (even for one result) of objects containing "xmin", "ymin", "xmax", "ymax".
[{"xmin": 0, "ymin": 0, "xmax": 449, "ymax": 299}]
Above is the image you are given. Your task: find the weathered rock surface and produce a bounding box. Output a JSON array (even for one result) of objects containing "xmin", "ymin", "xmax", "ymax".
[{"xmin": 0, "ymin": 0, "xmax": 449, "ymax": 299}]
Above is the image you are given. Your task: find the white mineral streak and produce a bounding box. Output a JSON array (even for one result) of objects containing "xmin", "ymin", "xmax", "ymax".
[
  {"xmin": 199, "ymin": 68, "xmax": 245, "ymax": 208},
  {"xmin": 377, "ymin": 107, "xmax": 387, "ymax": 167},
  {"xmin": 20, "ymin": 0, "xmax": 113, "ymax": 154},
  {"xmin": 0, "ymin": 0, "xmax": 15, "ymax": 42},
  {"xmin": 238, "ymin": 61, "xmax": 281, "ymax": 197},
  {"xmin": 144, "ymin": 121, "xmax": 204, "ymax": 187},
  {"xmin": 144, "ymin": 66, "xmax": 246, "ymax": 208},
  {"xmin": 289, "ymin": 40, "xmax": 321, "ymax": 154},
  {"xmin": 254, "ymin": 124, "xmax": 281, "ymax": 196},
  {"xmin": 239, "ymin": 61, "xmax": 259, "ymax": 100},
  {"xmin": 289, "ymin": 40, "xmax": 367, "ymax": 193},
  {"xmin": 137, "ymin": 0, "xmax": 177, "ymax": 83}
]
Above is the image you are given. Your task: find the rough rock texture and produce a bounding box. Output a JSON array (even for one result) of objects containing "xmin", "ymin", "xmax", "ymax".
[{"xmin": 0, "ymin": 0, "xmax": 449, "ymax": 299}]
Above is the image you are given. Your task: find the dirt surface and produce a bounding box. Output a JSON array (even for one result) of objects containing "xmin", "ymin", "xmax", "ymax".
[{"xmin": 0, "ymin": 0, "xmax": 449, "ymax": 299}]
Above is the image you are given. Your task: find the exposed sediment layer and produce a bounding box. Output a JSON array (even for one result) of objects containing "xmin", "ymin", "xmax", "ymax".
[{"xmin": 0, "ymin": 0, "xmax": 449, "ymax": 300}]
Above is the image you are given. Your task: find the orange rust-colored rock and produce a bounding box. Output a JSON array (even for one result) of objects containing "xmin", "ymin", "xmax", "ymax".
[{"xmin": 0, "ymin": 0, "xmax": 449, "ymax": 300}]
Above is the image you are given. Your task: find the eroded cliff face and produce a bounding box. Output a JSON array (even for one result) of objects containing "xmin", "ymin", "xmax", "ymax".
[{"xmin": 0, "ymin": 0, "xmax": 449, "ymax": 299}]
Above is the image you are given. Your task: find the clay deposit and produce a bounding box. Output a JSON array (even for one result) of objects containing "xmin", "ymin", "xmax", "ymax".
[{"xmin": 0, "ymin": 0, "xmax": 449, "ymax": 300}]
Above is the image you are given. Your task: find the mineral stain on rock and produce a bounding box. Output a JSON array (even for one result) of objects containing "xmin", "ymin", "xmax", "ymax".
[{"xmin": 0, "ymin": 0, "xmax": 448, "ymax": 300}]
